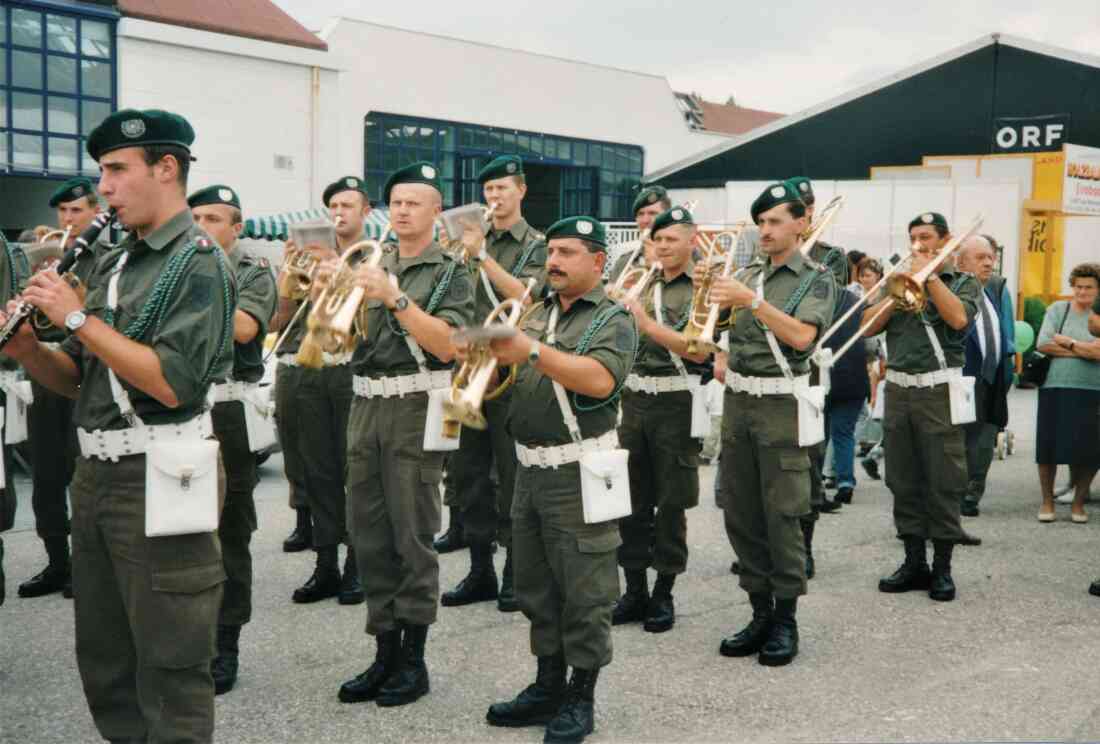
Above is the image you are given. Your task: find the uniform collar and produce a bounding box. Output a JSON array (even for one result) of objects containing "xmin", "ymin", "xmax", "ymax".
[
  {"xmin": 765, "ymin": 249, "xmax": 805, "ymax": 276},
  {"xmin": 226, "ymin": 243, "xmax": 244, "ymax": 270},
  {"xmin": 488, "ymin": 217, "xmax": 529, "ymax": 242},
  {"xmin": 659, "ymin": 262, "xmax": 694, "ymax": 285},
  {"xmin": 392, "ymin": 241, "xmax": 445, "ymax": 273},
  {"xmin": 545, "ymin": 282, "xmax": 606, "ymax": 311},
  {"xmin": 134, "ymin": 208, "xmax": 193, "ymax": 253}
]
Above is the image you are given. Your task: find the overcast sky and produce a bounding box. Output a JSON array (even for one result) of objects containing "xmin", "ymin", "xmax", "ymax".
[{"xmin": 272, "ymin": 0, "xmax": 1100, "ymax": 115}]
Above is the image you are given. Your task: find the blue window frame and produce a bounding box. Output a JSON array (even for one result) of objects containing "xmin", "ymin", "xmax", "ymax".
[
  {"xmin": 364, "ymin": 112, "xmax": 644, "ymax": 221},
  {"xmin": 0, "ymin": 2, "xmax": 118, "ymax": 178}
]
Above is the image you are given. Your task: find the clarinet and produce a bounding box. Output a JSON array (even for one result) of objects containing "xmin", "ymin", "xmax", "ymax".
[{"xmin": 0, "ymin": 208, "xmax": 116, "ymax": 351}]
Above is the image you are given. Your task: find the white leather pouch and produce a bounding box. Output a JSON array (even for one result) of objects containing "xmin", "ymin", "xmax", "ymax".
[
  {"xmin": 948, "ymin": 375, "xmax": 977, "ymax": 426},
  {"xmin": 689, "ymin": 377, "xmax": 712, "ymax": 440},
  {"xmin": 578, "ymin": 449, "xmax": 632, "ymax": 524},
  {"xmin": 796, "ymin": 385, "xmax": 827, "ymax": 447},
  {"xmin": 872, "ymin": 380, "xmax": 886, "ymax": 420},
  {"xmin": 423, "ymin": 388, "xmax": 461, "ymax": 452},
  {"xmin": 5, "ymin": 381, "xmax": 32, "ymax": 445},
  {"xmin": 145, "ymin": 439, "xmax": 220, "ymax": 537},
  {"xmin": 242, "ymin": 388, "xmax": 278, "ymax": 453}
]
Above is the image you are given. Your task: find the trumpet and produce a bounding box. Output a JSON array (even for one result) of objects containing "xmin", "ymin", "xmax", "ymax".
[
  {"xmin": 438, "ymin": 202, "xmax": 497, "ymax": 264},
  {"xmin": 800, "ymin": 195, "xmax": 844, "ymax": 257},
  {"xmin": 684, "ymin": 221, "xmax": 748, "ymax": 354},
  {"xmin": 607, "ymin": 260, "xmax": 662, "ymax": 304},
  {"xmin": 443, "ymin": 277, "xmax": 537, "ymax": 434},
  {"xmin": 295, "ymin": 236, "xmax": 386, "ymax": 368},
  {"xmin": 36, "ymin": 226, "xmax": 73, "ymax": 247}
]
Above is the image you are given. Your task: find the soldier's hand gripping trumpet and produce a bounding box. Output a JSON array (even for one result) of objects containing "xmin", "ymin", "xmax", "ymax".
[
  {"xmin": 442, "ymin": 277, "xmax": 537, "ymax": 435},
  {"xmin": 295, "ymin": 236, "xmax": 386, "ymax": 368},
  {"xmin": 684, "ymin": 221, "xmax": 748, "ymax": 354}
]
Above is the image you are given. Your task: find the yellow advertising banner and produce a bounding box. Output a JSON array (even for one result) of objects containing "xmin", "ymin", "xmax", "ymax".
[{"xmin": 1020, "ymin": 211, "xmax": 1064, "ymax": 299}]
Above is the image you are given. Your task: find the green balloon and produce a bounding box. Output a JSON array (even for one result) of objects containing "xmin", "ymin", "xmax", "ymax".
[{"xmin": 1015, "ymin": 320, "xmax": 1035, "ymax": 353}]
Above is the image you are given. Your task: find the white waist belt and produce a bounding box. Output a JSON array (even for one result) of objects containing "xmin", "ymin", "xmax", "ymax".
[
  {"xmin": 625, "ymin": 374, "xmax": 691, "ymax": 395},
  {"xmin": 77, "ymin": 413, "xmax": 213, "ymax": 462},
  {"xmin": 0, "ymin": 370, "xmax": 22, "ymax": 388},
  {"xmin": 352, "ymin": 370, "xmax": 451, "ymax": 399},
  {"xmin": 886, "ymin": 368, "xmax": 961, "ymax": 389},
  {"xmin": 210, "ymin": 381, "xmax": 255, "ymax": 403},
  {"xmin": 515, "ymin": 430, "xmax": 619, "ymax": 469},
  {"xmin": 277, "ymin": 351, "xmax": 352, "ymax": 367},
  {"xmin": 726, "ymin": 372, "xmax": 809, "ymax": 397}
]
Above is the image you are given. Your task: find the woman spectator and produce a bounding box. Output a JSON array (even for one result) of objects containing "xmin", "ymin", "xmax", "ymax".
[
  {"xmin": 1035, "ymin": 263, "xmax": 1100, "ymax": 522},
  {"xmin": 823, "ymin": 288, "xmax": 871, "ymax": 504}
]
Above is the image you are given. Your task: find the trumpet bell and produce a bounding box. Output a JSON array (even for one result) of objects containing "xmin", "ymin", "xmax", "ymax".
[{"xmin": 886, "ymin": 273, "xmax": 926, "ymax": 313}]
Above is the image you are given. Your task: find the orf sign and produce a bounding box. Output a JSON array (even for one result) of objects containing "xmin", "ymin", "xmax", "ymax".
[
  {"xmin": 1063, "ymin": 143, "xmax": 1100, "ymax": 216},
  {"xmin": 993, "ymin": 114, "xmax": 1069, "ymax": 153}
]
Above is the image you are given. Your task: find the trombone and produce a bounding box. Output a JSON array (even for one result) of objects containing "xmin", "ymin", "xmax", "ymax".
[
  {"xmin": 800, "ymin": 195, "xmax": 844, "ymax": 257},
  {"xmin": 296, "ymin": 235, "xmax": 387, "ymax": 368},
  {"xmin": 443, "ymin": 277, "xmax": 537, "ymax": 434},
  {"xmin": 821, "ymin": 214, "xmax": 984, "ymax": 365},
  {"xmin": 684, "ymin": 221, "xmax": 748, "ymax": 354}
]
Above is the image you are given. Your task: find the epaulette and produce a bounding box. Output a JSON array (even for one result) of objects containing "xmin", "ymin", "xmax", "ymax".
[
  {"xmin": 804, "ymin": 255, "xmax": 827, "ymax": 273},
  {"xmin": 194, "ymin": 236, "xmax": 215, "ymax": 253}
]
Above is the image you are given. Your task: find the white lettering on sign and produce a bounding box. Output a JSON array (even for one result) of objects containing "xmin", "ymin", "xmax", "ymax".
[
  {"xmin": 1022, "ymin": 126, "xmax": 1041, "ymax": 148},
  {"xmin": 994, "ymin": 121, "xmax": 1067, "ymax": 152},
  {"xmin": 995, "ymin": 127, "xmax": 1017, "ymax": 149},
  {"xmin": 1046, "ymin": 124, "xmax": 1065, "ymax": 146}
]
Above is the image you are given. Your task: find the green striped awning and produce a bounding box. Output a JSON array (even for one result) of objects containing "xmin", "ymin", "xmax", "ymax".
[{"xmin": 242, "ymin": 207, "xmax": 394, "ymax": 241}]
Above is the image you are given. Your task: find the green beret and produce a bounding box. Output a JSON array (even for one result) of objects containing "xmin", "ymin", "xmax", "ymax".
[
  {"xmin": 650, "ymin": 205, "xmax": 695, "ymax": 238},
  {"xmin": 750, "ymin": 181, "xmax": 803, "ymax": 224},
  {"xmin": 187, "ymin": 184, "xmax": 241, "ymax": 211},
  {"xmin": 48, "ymin": 177, "xmax": 95, "ymax": 207},
  {"xmin": 383, "ymin": 161, "xmax": 442, "ymax": 204},
  {"xmin": 86, "ymin": 108, "xmax": 195, "ymax": 162},
  {"xmin": 785, "ymin": 177, "xmax": 814, "ymax": 205},
  {"xmin": 545, "ymin": 216, "xmax": 607, "ymax": 249},
  {"xmin": 477, "ymin": 155, "xmax": 523, "ymax": 184},
  {"xmin": 322, "ymin": 175, "xmax": 369, "ymax": 207},
  {"xmin": 908, "ymin": 212, "xmax": 949, "ymax": 233},
  {"xmin": 632, "ymin": 185, "xmax": 669, "ymax": 216}
]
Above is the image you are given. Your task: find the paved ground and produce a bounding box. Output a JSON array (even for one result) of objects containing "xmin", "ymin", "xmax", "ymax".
[{"xmin": 2, "ymin": 388, "xmax": 1099, "ymax": 743}]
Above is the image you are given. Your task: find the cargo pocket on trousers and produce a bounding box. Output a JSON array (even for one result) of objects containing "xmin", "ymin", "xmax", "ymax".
[
  {"xmin": 147, "ymin": 562, "xmax": 225, "ymax": 669},
  {"xmin": 773, "ymin": 450, "xmax": 812, "ymax": 517},
  {"xmin": 934, "ymin": 436, "xmax": 968, "ymax": 495},
  {"xmin": 417, "ymin": 467, "xmax": 444, "ymax": 535},
  {"xmin": 570, "ymin": 529, "xmax": 622, "ymax": 606},
  {"xmin": 664, "ymin": 454, "xmax": 701, "ymax": 510}
]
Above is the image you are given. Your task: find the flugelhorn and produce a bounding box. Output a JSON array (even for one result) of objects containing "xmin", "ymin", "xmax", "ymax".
[
  {"xmin": 684, "ymin": 221, "xmax": 748, "ymax": 354},
  {"xmin": 608, "ymin": 260, "xmax": 662, "ymax": 304},
  {"xmin": 800, "ymin": 195, "xmax": 844, "ymax": 257},
  {"xmin": 443, "ymin": 277, "xmax": 537, "ymax": 434},
  {"xmin": 278, "ymin": 216, "xmax": 342, "ymax": 300},
  {"xmin": 295, "ymin": 235, "xmax": 386, "ymax": 368},
  {"xmin": 36, "ymin": 226, "xmax": 72, "ymax": 247}
]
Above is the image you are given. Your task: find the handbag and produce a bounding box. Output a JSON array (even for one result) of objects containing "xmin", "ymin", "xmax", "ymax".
[{"xmin": 1020, "ymin": 304, "xmax": 1069, "ymax": 388}]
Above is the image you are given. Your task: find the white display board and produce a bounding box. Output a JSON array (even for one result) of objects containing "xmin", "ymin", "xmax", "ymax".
[{"xmin": 1061, "ymin": 216, "xmax": 1100, "ymax": 289}]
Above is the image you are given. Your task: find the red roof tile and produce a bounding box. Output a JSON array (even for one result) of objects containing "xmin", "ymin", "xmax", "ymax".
[{"xmin": 118, "ymin": 0, "xmax": 327, "ymax": 51}]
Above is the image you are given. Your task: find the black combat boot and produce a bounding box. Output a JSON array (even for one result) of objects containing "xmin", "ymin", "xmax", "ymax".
[
  {"xmin": 497, "ymin": 548, "xmax": 520, "ymax": 613},
  {"xmin": 18, "ymin": 536, "xmax": 71, "ymax": 598},
  {"xmin": 611, "ymin": 569, "xmax": 648, "ymax": 625},
  {"xmin": 544, "ymin": 667, "xmax": 599, "ymax": 744},
  {"xmin": 929, "ymin": 539, "xmax": 957, "ymax": 602},
  {"xmin": 802, "ymin": 520, "xmax": 816, "ymax": 579},
  {"xmin": 719, "ymin": 593, "xmax": 773, "ymax": 657},
  {"xmin": 433, "ymin": 507, "xmax": 466, "ymax": 553},
  {"xmin": 878, "ymin": 536, "xmax": 931, "ymax": 593},
  {"xmin": 441, "ymin": 541, "xmax": 498, "ymax": 606},
  {"xmin": 211, "ymin": 624, "xmax": 241, "ymax": 695},
  {"xmin": 282, "ymin": 507, "xmax": 312, "ymax": 553},
  {"xmin": 376, "ymin": 624, "xmax": 430, "ymax": 707},
  {"xmin": 758, "ymin": 598, "xmax": 799, "ymax": 666},
  {"xmin": 486, "ymin": 652, "xmax": 566, "ymax": 727},
  {"xmin": 338, "ymin": 628, "xmax": 401, "ymax": 703},
  {"xmin": 338, "ymin": 546, "xmax": 365, "ymax": 605},
  {"xmin": 643, "ymin": 573, "xmax": 676, "ymax": 633},
  {"xmin": 292, "ymin": 546, "xmax": 341, "ymax": 603}
]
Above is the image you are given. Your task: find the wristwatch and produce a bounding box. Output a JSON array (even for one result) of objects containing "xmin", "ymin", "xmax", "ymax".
[
  {"xmin": 64, "ymin": 310, "xmax": 87, "ymax": 333},
  {"xmin": 391, "ymin": 294, "xmax": 410, "ymax": 312},
  {"xmin": 750, "ymin": 297, "xmax": 762, "ymax": 312},
  {"xmin": 527, "ymin": 341, "xmax": 541, "ymax": 365}
]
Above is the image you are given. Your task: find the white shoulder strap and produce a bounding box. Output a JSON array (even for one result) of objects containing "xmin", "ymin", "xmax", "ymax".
[
  {"xmin": 923, "ymin": 322, "xmax": 949, "ymax": 370},
  {"xmin": 105, "ymin": 252, "xmax": 139, "ymax": 426},
  {"xmin": 757, "ymin": 271, "xmax": 795, "ymax": 381},
  {"xmin": 653, "ymin": 281, "xmax": 690, "ymax": 380},
  {"xmin": 546, "ymin": 305, "xmax": 582, "ymax": 443},
  {"xmin": 478, "ymin": 266, "xmax": 500, "ymax": 309},
  {"xmin": 389, "ymin": 274, "xmax": 429, "ymax": 372}
]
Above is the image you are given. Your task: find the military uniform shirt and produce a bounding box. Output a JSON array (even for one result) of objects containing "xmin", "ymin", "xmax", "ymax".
[
  {"xmin": 726, "ymin": 251, "xmax": 836, "ymax": 377},
  {"xmin": 225, "ymin": 247, "xmax": 277, "ymax": 383},
  {"xmin": 884, "ymin": 269, "xmax": 981, "ymax": 374},
  {"xmin": 473, "ymin": 218, "xmax": 546, "ymax": 322},
  {"xmin": 351, "ymin": 242, "xmax": 473, "ymax": 377},
  {"xmin": 507, "ymin": 285, "xmax": 636, "ymax": 446},
  {"xmin": 62, "ymin": 209, "xmax": 237, "ymax": 431},
  {"xmin": 633, "ymin": 268, "xmax": 709, "ymax": 378},
  {"xmin": 277, "ymin": 299, "xmax": 307, "ymax": 355}
]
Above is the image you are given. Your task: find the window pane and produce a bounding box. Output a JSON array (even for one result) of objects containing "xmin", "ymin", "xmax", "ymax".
[
  {"xmin": 47, "ymin": 15, "xmax": 77, "ymax": 54},
  {"xmin": 13, "ymin": 133, "xmax": 44, "ymax": 169},
  {"xmin": 81, "ymin": 59, "xmax": 110, "ymax": 97},
  {"xmin": 47, "ymin": 54, "xmax": 76, "ymax": 93},
  {"xmin": 81, "ymin": 141, "xmax": 98, "ymax": 175},
  {"xmin": 383, "ymin": 123, "xmax": 401, "ymax": 144},
  {"xmin": 529, "ymin": 135, "xmax": 542, "ymax": 156},
  {"xmin": 364, "ymin": 119, "xmax": 380, "ymax": 143},
  {"xmin": 48, "ymin": 136, "xmax": 78, "ymax": 172},
  {"xmin": 0, "ymin": 134, "xmax": 7, "ymax": 170},
  {"xmin": 600, "ymin": 195, "xmax": 612, "ymax": 219},
  {"xmin": 473, "ymin": 128, "xmax": 488, "ymax": 150},
  {"xmin": 400, "ymin": 148, "xmax": 418, "ymax": 166},
  {"xmin": 12, "ymin": 9, "xmax": 42, "ymax": 48},
  {"xmin": 574, "ymin": 142, "xmax": 587, "ymax": 166},
  {"xmin": 81, "ymin": 20, "xmax": 112, "ymax": 58},
  {"xmin": 516, "ymin": 134, "xmax": 529, "ymax": 156},
  {"xmin": 459, "ymin": 128, "xmax": 474, "ymax": 149},
  {"xmin": 441, "ymin": 157, "xmax": 454, "ymax": 179},
  {"xmin": 13, "ymin": 50, "xmax": 42, "ymax": 88},
  {"xmin": 440, "ymin": 127, "xmax": 454, "ymax": 151},
  {"xmin": 382, "ymin": 147, "xmax": 398, "ymax": 171},
  {"xmin": 81, "ymin": 99, "xmax": 110, "ymax": 135},
  {"xmin": 48, "ymin": 96, "xmax": 78, "ymax": 134},
  {"xmin": 13, "ymin": 92, "xmax": 43, "ymax": 130},
  {"xmin": 0, "ymin": 94, "xmax": 6, "ymax": 130}
]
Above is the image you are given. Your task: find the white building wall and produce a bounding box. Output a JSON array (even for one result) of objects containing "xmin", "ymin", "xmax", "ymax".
[{"xmin": 319, "ymin": 18, "xmax": 723, "ymax": 182}]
